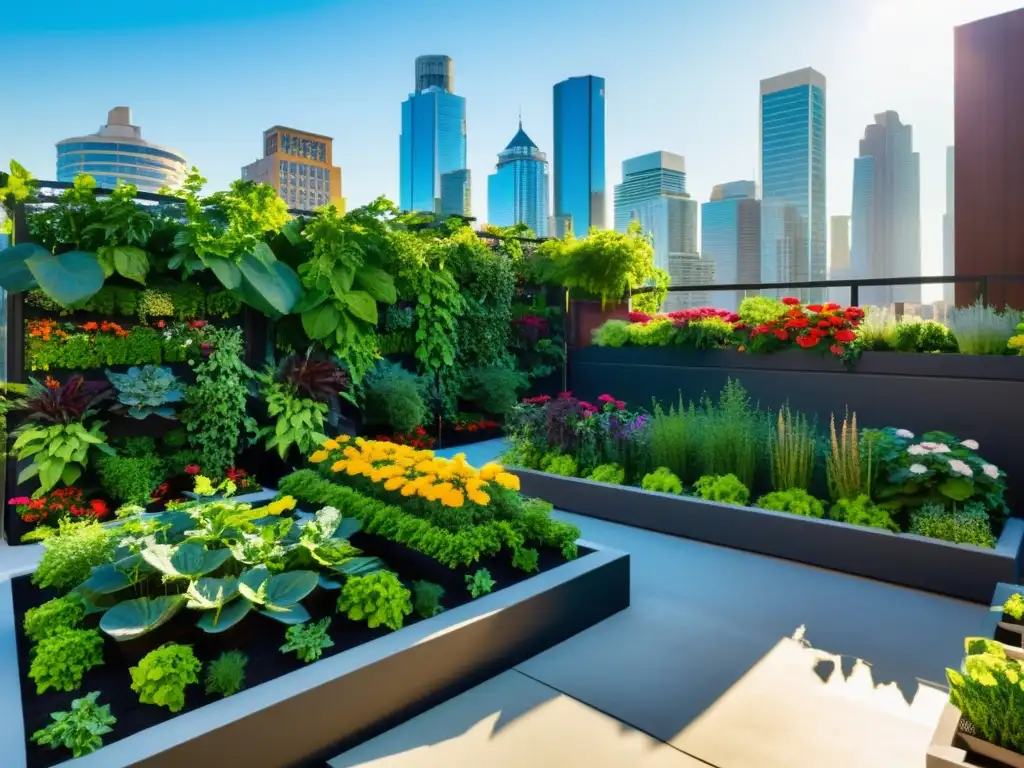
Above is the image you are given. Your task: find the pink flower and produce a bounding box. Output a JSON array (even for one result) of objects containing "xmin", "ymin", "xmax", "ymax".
[
  {"xmin": 615, "ymin": 400, "xmax": 626, "ymax": 410},
  {"xmin": 185, "ymin": 464, "xmax": 202, "ymax": 476},
  {"xmin": 7, "ymin": 497, "xmax": 30, "ymax": 506},
  {"xmin": 961, "ymin": 439, "xmax": 980, "ymax": 450},
  {"xmin": 598, "ymin": 394, "xmax": 616, "ymax": 404},
  {"xmin": 557, "ymin": 391, "xmax": 573, "ymax": 399}
]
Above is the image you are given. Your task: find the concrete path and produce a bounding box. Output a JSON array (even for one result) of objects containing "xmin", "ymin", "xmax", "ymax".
[{"xmin": 330, "ymin": 438, "xmax": 986, "ymax": 767}]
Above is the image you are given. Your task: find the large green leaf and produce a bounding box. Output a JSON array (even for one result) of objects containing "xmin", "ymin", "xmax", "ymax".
[
  {"xmin": 343, "ymin": 290, "xmax": 378, "ymax": 324},
  {"xmin": 939, "ymin": 477, "xmax": 975, "ymax": 502},
  {"xmin": 354, "ymin": 266, "xmax": 397, "ymax": 304},
  {"xmin": 0, "ymin": 243, "xmax": 44, "ymax": 292},
  {"xmin": 251, "ymin": 242, "xmax": 277, "ymax": 267},
  {"xmin": 291, "ymin": 287, "xmax": 327, "ymax": 314},
  {"xmin": 196, "ymin": 597, "xmax": 251, "ymax": 633},
  {"xmin": 264, "ymin": 570, "xmax": 318, "ymax": 608},
  {"xmin": 99, "ymin": 595, "xmax": 186, "ymax": 641},
  {"xmin": 140, "ymin": 541, "xmax": 232, "ymax": 580},
  {"xmin": 261, "ymin": 604, "xmax": 310, "ymax": 625},
  {"xmin": 301, "ymin": 303, "xmax": 340, "ymax": 339},
  {"xmin": 237, "ymin": 253, "xmax": 302, "ymax": 316},
  {"xmin": 112, "ymin": 246, "xmax": 150, "ymax": 285},
  {"xmin": 208, "ymin": 256, "xmax": 242, "ymax": 290},
  {"xmin": 25, "ymin": 249, "xmax": 104, "ymax": 306},
  {"xmin": 185, "ymin": 577, "xmax": 239, "ymax": 609},
  {"xmin": 281, "ymin": 218, "xmax": 304, "ymax": 246},
  {"xmin": 333, "ymin": 518, "xmax": 362, "ymax": 540},
  {"xmin": 76, "ymin": 563, "xmax": 133, "ymax": 595},
  {"xmin": 330, "ymin": 265, "xmax": 355, "ymax": 296},
  {"xmin": 237, "ymin": 565, "xmax": 271, "ymax": 604},
  {"xmin": 332, "ymin": 556, "xmax": 386, "ymax": 577}
]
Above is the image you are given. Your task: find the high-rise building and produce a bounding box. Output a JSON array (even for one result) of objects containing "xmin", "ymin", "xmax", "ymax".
[
  {"xmin": 241, "ymin": 126, "xmax": 344, "ymax": 212},
  {"xmin": 613, "ymin": 152, "xmax": 705, "ymax": 311},
  {"xmin": 415, "ymin": 55, "xmax": 454, "ymax": 94},
  {"xmin": 56, "ymin": 107, "xmax": 187, "ymax": 193},
  {"xmin": 440, "ymin": 169, "xmax": 471, "ymax": 217},
  {"xmin": 553, "ymin": 75, "xmax": 606, "ymax": 237},
  {"xmin": 849, "ymin": 111, "xmax": 921, "ymax": 307},
  {"xmin": 400, "ymin": 56, "xmax": 469, "ymax": 215},
  {"xmin": 829, "ymin": 215, "xmax": 851, "ymax": 304},
  {"xmin": 487, "ymin": 119, "xmax": 549, "ymax": 236},
  {"xmin": 701, "ymin": 180, "xmax": 760, "ymax": 311},
  {"xmin": 759, "ymin": 68, "xmax": 827, "ymax": 303},
  {"xmin": 954, "ymin": 9, "xmax": 1024, "ymax": 309},
  {"xmin": 943, "ymin": 146, "xmax": 955, "ymax": 307}
]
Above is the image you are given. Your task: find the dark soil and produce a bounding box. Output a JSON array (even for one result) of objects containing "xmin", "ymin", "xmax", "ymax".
[{"xmin": 15, "ymin": 532, "xmax": 592, "ymax": 767}]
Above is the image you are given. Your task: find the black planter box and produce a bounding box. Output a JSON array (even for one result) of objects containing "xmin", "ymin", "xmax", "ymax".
[
  {"xmin": 513, "ymin": 467, "xmax": 1023, "ymax": 603},
  {"xmin": 0, "ymin": 540, "xmax": 629, "ymax": 768}
]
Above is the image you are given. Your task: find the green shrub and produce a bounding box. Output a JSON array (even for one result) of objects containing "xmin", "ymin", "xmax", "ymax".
[
  {"xmin": 206, "ymin": 290, "xmax": 242, "ymax": 318},
  {"xmin": 361, "ymin": 360, "xmax": 427, "ymax": 433},
  {"xmin": 909, "ymin": 503, "xmax": 996, "ymax": 548},
  {"xmin": 649, "ymin": 397, "xmax": 693, "ymax": 483},
  {"xmin": 461, "ymin": 365, "xmax": 528, "ymax": 416},
  {"xmin": 830, "ymin": 495, "xmax": 899, "ymax": 532},
  {"xmin": 511, "ymin": 546, "xmax": 539, "ymax": 572},
  {"xmin": 586, "ymin": 463, "xmax": 626, "ymax": 484},
  {"xmin": 641, "ymin": 467, "xmax": 683, "ymax": 495},
  {"xmin": 678, "ymin": 316, "xmax": 734, "ymax": 349},
  {"xmin": 130, "ymin": 644, "xmax": 202, "ymax": 713},
  {"xmin": 626, "ymin": 318, "xmax": 676, "ymax": 347},
  {"xmin": 412, "ymin": 581, "xmax": 446, "ymax": 619},
  {"xmin": 739, "ymin": 296, "xmax": 787, "ymax": 327},
  {"xmin": 540, "ymin": 452, "xmax": 578, "ymax": 477},
  {"xmin": 24, "ymin": 593, "xmax": 86, "ymax": 643},
  {"xmin": 205, "ymin": 650, "xmax": 248, "ymax": 697},
  {"xmin": 466, "ymin": 568, "xmax": 496, "ymax": 598},
  {"xmin": 949, "ymin": 301, "xmax": 1021, "ymax": 355},
  {"xmin": 693, "ymin": 473, "xmax": 750, "ymax": 505},
  {"xmin": 29, "ymin": 629, "xmax": 105, "ymax": 694},
  {"xmin": 892, "ymin": 320, "xmax": 958, "ymax": 353},
  {"xmin": 337, "ymin": 572, "xmax": 412, "ymax": 631},
  {"xmin": 1004, "ymin": 593, "xmax": 1024, "ymax": 621},
  {"xmin": 96, "ymin": 454, "xmax": 164, "ymax": 505},
  {"xmin": 690, "ymin": 379, "xmax": 764, "ymax": 489},
  {"xmin": 33, "ymin": 519, "xmax": 117, "ymax": 591},
  {"xmin": 280, "ymin": 618, "xmax": 334, "ymax": 663},
  {"xmin": 31, "ymin": 691, "xmax": 116, "ymax": 759},
  {"xmin": 756, "ymin": 489, "xmax": 825, "ymax": 518},
  {"xmin": 137, "ymin": 289, "xmax": 174, "ymax": 321},
  {"xmin": 592, "ymin": 319, "xmax": 630, "ymax": 347},
  {"xmin": 947, "ymin": 638, "xmax": 1024, "ymax": 754}
]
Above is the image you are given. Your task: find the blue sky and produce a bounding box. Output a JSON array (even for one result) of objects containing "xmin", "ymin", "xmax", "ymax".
[{"xmin": 4, "ymin": 0, "xmax": 1020, "ymax": 298}]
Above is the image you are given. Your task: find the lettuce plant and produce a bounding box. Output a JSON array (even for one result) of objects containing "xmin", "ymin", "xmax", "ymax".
[
  {"xmin": 29, "ymin": 628, "xmax": 105, "ymax": 694},
  {"xmin": 23, "ymin": 593, "xmax": 85, "ymax": 643},
  {"xmin": 130, "ymin": 644, "xmax": 202, "ymax": 713},
  {"xmin": 586, "ymin": 463, "xmax": 626, "ymax": 485},
  {"xmin": 539, "ymin": 452, "xmax": 578, "ymax": 478},
  {"xmin": 641, "ymin": 467, "xmax": 683, "ymax": 495},
  {"xmin": 693, "ymin": 473, "xmax": 750, "ymax": 505},
  {"xmin": 32, "ymin": 519, "xmax": 117, "ymax": 590},
  {"xmin": 106, "ymin": 365, "xmax": 184, "ymax": 419},
  {"xmin": 830, "ymin": 495, "xmax": 899, "ymax": 532},
  {"xmin": 756, "ymin": 489, "xmax": 826, "ymax": 518},
  {"xmin": 280, "ymin": 617, "xmax": 335, "ymax": 663},
  {"xmin": 337, "ymin": 571, "xmax": 412, "ymax": 631},
  {"xmin": 31, "ymin": 691, "xmax": 116, "ymax": 759}
]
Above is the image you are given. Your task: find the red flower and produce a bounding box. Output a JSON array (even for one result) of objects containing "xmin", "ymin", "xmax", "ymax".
[
  {"xmin": 828, "ymin": 316, "xmax": 845, "ymax": 327},
  {"xmin": 8, "ymin": 497, "xmax": 30, "ymax": 506},
  {"xmin": 796, "ymin": 335, "xmax": 819, "ymax": 348},
  {"xmin": 786, "ymin": 317, "xmax": 810, "ymax": 329},
  {"xmin": 806, "ymin": 304, "xmax": 823, "ymax": 313},
  {"xmin": 830, "ymin": 345, "xmax": 844, "ymax": 356},
  {"xmin": 189, "ymin": 320, "xmax": 208, "ymax": 329},
  {"xmin": 781, "ymin": 297, "xmax": 801, "ymax": 306},
  {"xmin": 558, "ymin": 391, "xmax": 574, "ymax": 399},
  {"xmin": 185, "ymin": 464, "xmax": 201, "ymax": 476},
  {"xmin": 834, "ymin": 329, "xmax": 856, "ymax": 343},
  {"xmin": 628, "ymin": 311, "xmax": 653, "ymax": 324},
  {"xmin": 809, "ymin": 328, "xmax": 827, "ymax": 338},
  {"xmin": 598, "ymin": 394, "xmax": 616, "ymax": 403},
  {"xmin": 816, "ymin": 320, "xmax": 831, "ymax": 329},
  {"xmin": 733, "ymin": 322, "xmax": 748, "ymax": 331},
  {"xmin": 787, "ymin": 308, "xmax": 805, "ymax": 318},
  {"xmin": 754, "ymin": 324, "xmax": 771, "ymax": 335},
  {"xmin": 773, "ymin": 329, "xmax": 789, "ymax": 341},
  {"xmin": 522, "ymin": 395, "xmax": 551, "ymax": 405},
  {"xmin": 155, "ymin": 320, "xmax": 166, "ymax": 329},
  {"xmin": 823, "ymin": 303, "xmax": 840, "ymax": 311},
  {"xmin": 89, "ymin": 499, "xmax": 109, "ymax": 518},
  {"xmin": 616, "ymin": 400, "xmax": 626, "ymax": 410}
]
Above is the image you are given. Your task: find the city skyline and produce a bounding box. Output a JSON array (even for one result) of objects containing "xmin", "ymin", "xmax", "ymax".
[{"xmin": 6, "ymin": 0, "xmax": 1023, "ymax": 302}]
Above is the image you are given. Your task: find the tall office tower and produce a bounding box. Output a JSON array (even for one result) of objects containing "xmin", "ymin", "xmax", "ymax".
[
  {"xmin": 241, "ymin": 126, "xmax": 344, "ymax": 212},
  {"xmin": 849, "ymin": 111, "xmax": 921, "ymax": 307},
  {"xmin": 56, "ymin": 107, "xmax": 187, "ymax": 193},
  {"xmin": 829, "ymin": 214, "xmax": 851, "ymax": 304},
  {"xmin": 955, "ymin": 9, "xmax": 1024, "ymax": 308},
  {"xmin": 400, "ymin": 57, "xmax": 469, "ymax": 215},
  {"xmin": 487, "ymin": 119, "xmax": 549, "ymax": 236},
  {"xmin": 553, "ymin": 75, "xmax": 606, "ymax": 237},
  {"xmin": 701, "ymin": 180, "xmax": 760, "ymax": 311},
  {"xmin": 415, "ymin": 55, "xmax": 454, "ymax": 93},
  {"xmin": 760, "ymin": 68, "xmax": 826, "ymax": 303},
  {"xmin": 943, "ymin": 146, "xmax": 955, "ymax": 307}
]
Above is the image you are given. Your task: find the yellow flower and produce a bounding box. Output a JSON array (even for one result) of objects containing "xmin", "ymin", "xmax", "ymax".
[
  {"xmin": 401, "ymin": 482, "xmax": 419, "ymax": 497},
  {"xmin": 494, "ymin": 472, "xmax": 520, "ymax": 491},
  {"xmin": 343, "ymin": 446, "xmax": 360, "ymax": 460},
  {"xmin": 441, "ymin": 490, "xmax": 465, "ymax": 508},
  {"xmin": 479, "ymin": 462, "xmax": 503, "ymax": 481},
  {"xmin": 415, "ymin": 459, "xmax": 438, "ymax": 473},
  {"xmin": 468, "ymin": 490, "xmax": 490, "ymax": 506},
  {"xmin": 265, "ymin": 495, "xmax": 297, "ymax": 515},
  {"xmin": 384, "ymin": 476, "xmax": 407, "ymax": 492},
  {"xmin": 309, "ymin": 450, "xmax": 330, "ymax": 464},
  {"xmin": 193, "ymin": 475, "xmax": 215, "ymax": 497},
  {"xmin": 321, "ymin": 439, "xmax": 340, "ymax": 451},
  {"xmin": 465, "ymin": 477, "xmax": 484, "ymax": 493},
  {"xmin": 331, "ymin": 459, "xmax": 349, "ymax": 473},
  {"xmin": 336, "ymin": 434, "xmax": 352, "ymax": 444}
]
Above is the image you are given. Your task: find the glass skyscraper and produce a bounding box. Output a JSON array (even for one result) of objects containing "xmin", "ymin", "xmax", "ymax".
[
  {"xmin": 399, "ymin": 71, "xmax": 469, "ymax": 215},
  {"xmin": 760, "ymin": 68, "xmax": 826, "ymax": 302},
  {"xmin": 56, "ymin": 107, "xmax": 187, "ymax": 193},
  {"xmin": 701, "ymin": 181, "xmax": 760, "ymax": 311},
  {"xmin": 487, "ymin": 120, "xmax": 549, "ymax": 236},
  {"xmin": 553, "ymin": 75, "xmax": 606, "ymax": 237}
]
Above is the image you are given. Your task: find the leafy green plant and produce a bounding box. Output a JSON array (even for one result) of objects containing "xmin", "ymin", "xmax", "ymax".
[
  {"xmin": 677, "ymin": 316, "xmax": 735, "ymax": 350},
  {"xmin": 631, "ymin": 266, "xmax": 669, "ymax": 315},
  {"xmin": 626, "ymin": 318, "xmax": 677, "ymax": 347},
  {"xmin": 31, "ymin": 691, "xmax": 116, "ymax": 759},
  {"xmin": 29, "ymin": 628, "xmax": 105, "ymax": 694},
  {"xmin": 947, "ymin": 638, "xmax": 1024, "ymax": 754},
  {"xmin": 592, "ymin": 319, "xmax": 631, "ymax": 347},
  {"xmin": 24, "ymin": 593, "xmax": 86, "ymax": 643},
  {"xmin": 96, "ymin": 453, "xmax": 164, "ymax": 504},
  {"xmin": 540, "ymin": 452, "xmax": 578, "ymax": 477},
  {"xmin": 129, "ymin": 643, "xmax": 202, "ymax": 713},
  {"xmin": 466, "ymin": 568, "xmax": 496, "ymax": 598},
  {"xmin": 755, "ymin": 489, "xmax": 825, "ymax": 518},
  {"xmin": 586, "ymin": 463, "xmax": 626, "ymax": 484},
  {"xmin": 948, "ymin": 300, "xmax": 1021, "ymax": 355},
  {"xmin": 693, "ymin": 474, "xmax": 750, "ymax": 505},
  {"xmin": 738, "ymin": 296, "xmax": 787, "ymax": 327},
  {"xmin": 855, "ymin": 306, "xmax": 897, "ymax": 350},
  {"xmin": 826, "ymin": 411, "xmax": 870, "ymax": 501},
  {"xmin": 909, "ymin": 503, "xmax": 996, "ymax": 548},
  {"xmin": 257, "ymin": 378, "xmax": 329, "ymax": 460},
  {"xmin": 461, "ymin": 365, "xmax": 527, "ymax": 416},
  {"xmin": 206, "ymin": 289, "xmax": 242, "ymax": 318},
  {"xmin": 33, "ymin": 519, "xmax": 117, "ymax": 590},
  {"xmin": 412, "ymin": 581, "xmax": 446, "ymax": 619},
  {"xmin": 106, "ymin": 365, "xmax": 184, "ymax": 419},
  {"xmin": 137, "ymin": 289, "xmax": 175, "ymax": 321},
  {"xmin": 641, "ymin": 467, "xmax": 683, "ymax": 494},
  {"xmin": 690, "ymin": 379, "xmax": 763, "ymax": 489},
  {"xmin": 280, "ymin": 618, "xmax": 335, "ymax": 663},
  {"xmin": 770, "ymin": 405, "xmax": 816, "ymax": 491},
  {"xmin": 512, "ymin": 546, "xmax": 540, "ymax": 572},
  {"xmin": 337, "ymin": 571, "xmax": 412, "ymax": 630},
  {"xmin": 1005, "ymin": 593, "xmax": 1024, "ymax": 621},
  {"xmin": 892, "ymin": 319, "xmax": 958, "ymax": 353},
  {"xmin": 360, "ymin": 359, "xmax": 427, "ymax": 433},
  {"xmin": 182, "ymin": 328, "xmax": 257, "ymax": 476},
  {"xmin": 830, "ymin": 495, "xmax": 900, "ymax": 532},
  {"xmin": 205, "ymin": 650, "xmax": 248, "ymax": 697},
  {"xmin": 648, "ymin": 396, "xmax": 692, "ymax": 483}
]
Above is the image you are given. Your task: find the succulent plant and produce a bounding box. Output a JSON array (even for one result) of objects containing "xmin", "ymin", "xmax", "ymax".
[{"xmin": 106, "ymin": 365, "xmax": 184, "ymax": 419}]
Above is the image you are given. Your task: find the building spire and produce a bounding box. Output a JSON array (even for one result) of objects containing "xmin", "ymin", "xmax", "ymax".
[{"xmin": 518, "ymin": 106, "xmax": 523, "ymax": 130}]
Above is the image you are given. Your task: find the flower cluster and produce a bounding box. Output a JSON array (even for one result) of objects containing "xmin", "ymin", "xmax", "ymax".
[
  {"xmin": 8, "ymin": 487, "xmax": 109, "ymax": 524},
  {"xmin": 27, "ymin": 319, "xmax": 68, "ymax": 342},
  {"xmin": 450, "ymin": 415, "xmax": 501, "ymax": 434},
  {"xmin": 224, "ymin": 466, "xmax": 258, "ymax": 491},
  {"xmin": 80, "ymin": 320, "xmax": 130, "ymax": 338},
  {"xmin": 628, "ymin": 308, "xmax": 739, "ymax": 327},
  {"xmin": 310, "ymin": 436, "xmax": 520, "ymax": 510},
  {"xmin": 375, "ymin": 426, "xmax": 436, "ymax": 450},
  {"xmin": 744, "ymin": 299, "xmax": 864, "ymax": 356}
]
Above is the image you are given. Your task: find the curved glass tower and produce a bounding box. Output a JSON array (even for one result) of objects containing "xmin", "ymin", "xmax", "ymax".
[
  {"xmin": 487, "ymin": 120, "xmax": 549, "ymax": 236},
  {"xmin": 56, "ymin": 107, "xmax": 187, "ymax": 192}
]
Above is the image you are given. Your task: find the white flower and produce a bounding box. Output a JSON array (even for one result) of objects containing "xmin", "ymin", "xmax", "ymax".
[
  {"xmin": 184, "ymin": 339, "xmax": 193, "ymax": 346},
  {"xmin": 164, "ymin": 331, "xmax": 173, "ymax": 340},
  {"xmin": 895, "ymin": 429, "xmax": 915, "ymax": 439},
  {"xmin": 907, "ymin": 444, "xmax": 930, "ymax": 456},
  {"xmin": 983, "ymin": 464, "xmax": 1000, "ymax": 479},
  {"xmin": 909, "ymin": 464, "xmax": 928, "ymax": 475},
  {"xmin": 961, "ymin": 439, "xmax": 980, "ymax": 450},
  {"xmin": 948, "ymin": 459, "xmax": 973, "ymax": 477},
  {"xmin": 920, "ymin": 442, "xmax": 950, "ymax": 454}
]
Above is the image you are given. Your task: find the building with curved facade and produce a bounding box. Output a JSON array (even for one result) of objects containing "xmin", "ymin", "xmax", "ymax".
[
  {"xmin": 487, "ymin": 119, "xmax": 549, "ymax": 236},
  {"xmin": 56, "ymin": 107, "xmax": 187, "ymax": 193}
]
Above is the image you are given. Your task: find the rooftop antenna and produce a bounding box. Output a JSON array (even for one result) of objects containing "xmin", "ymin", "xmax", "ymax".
[{"xmin": 518, "ymin": 106, "xmax": 523, "ymax": 130}]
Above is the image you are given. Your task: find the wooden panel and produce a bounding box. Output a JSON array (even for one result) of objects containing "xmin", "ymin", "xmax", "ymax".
[{"xmin": 1000, "ymin": 9, "xmax": 1024, "ymax": 309}]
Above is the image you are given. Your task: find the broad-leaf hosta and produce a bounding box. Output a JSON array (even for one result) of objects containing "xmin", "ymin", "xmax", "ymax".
[{"xmin": 13, "ymin": 421, "xmax": 115, "ymax": 493}]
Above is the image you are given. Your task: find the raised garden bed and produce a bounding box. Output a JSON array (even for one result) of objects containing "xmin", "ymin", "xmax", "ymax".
[
  {"xmin": 511, "ymin": 468, "xmax": 1024, "ymax": 603},
  {"xmin": 0, "ymin": 513, "xmax": 627, "ymax": 767}
]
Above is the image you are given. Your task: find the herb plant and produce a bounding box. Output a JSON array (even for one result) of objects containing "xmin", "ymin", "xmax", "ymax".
[
  {"xmin": 129, "ymin": 644, "xmax": 202, "ymax": 713},
  {"xmin": 412, "ymin": 581, "xmax": 446, "ymax": 618},
  {"xmin": 641, "ymin": 467, "xmax": 683, "ymax": 495},
  {"xmin": 106, "ymin": 365, "xmax": 184, "ymax": 419},
  {"xmin": 540, "ymin": 452, "xmax": 578, "ymax": 478},
  {"xmin": 337, "ymin": 572, "xmax": 413, "ymax": 631},
  {"xmin": 586, "ymin": 463, "xmax": 626, "ymax": 485},
  {"xmin": 96, "ymin": 453, "xmax": 164, "ymax": 504},
  {"xmin": 360, "ymin": 360, "xmax": 427, "ymax": 433},
  {"xmin": 693, "ymin": 474, "xmax": 750, "ymax": 505},
  {"xmin": 466, "ymin": 568, "xmax": 496, "ymax": 598},
  {"xmin": 24, "ymin": 593, "xmax": 86, "ymax": 643},
  {"xmin": 948, "ymin": 300, "xmax": 1020, "ymax": 355},
  {"xmin": 31, "ymin": 691, "xmax": 117, "ymax": 759},
  {"xmin": 460, "ymin": 364, "xmax": 527, "ymax": 417},
  {"xmin": 755, "ymin": 489, "xmax": 825, "ymax": 518},
  {"xmin": 947, "ymin": 638, "xmax": 1024, "ymax": 754},
  {"xmin": 256, "ymin": 377, "xmax": 329, "ymax": 460},
  {"xmin": 770, "ymin": 405, "xmax": 816, "ymax": 491},
  {"xmin": 29, "ymin": 628, "xmax": 105, "ymax": 694},
  {"xmin": 280, "ymin": 618, "xmax": 335, "ymax": 663},
  {"xmin": 32, "ymin": 519, "xmax": 117, "ymax": 590},
  {"xmin": 1005, "ymin": 594, "xmax": 1024, "ymax": 621},
  {"xmin": 909, "ymin": 503, "xmax": 996, "ymax": 548},
  {"xmin": 828, "ymin": 495, "xmax": 899, "ymax": 532},
  {"xmin": 592, "ymin": 319, "xmax": 630, "ymax": 347},
  {"xmin": 205, "ymin": 650, "xmax": 248, "ymax": 697},
  {"xmin": 826, "ymin": 411, "xmax": 869, "ymax": 501}
]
